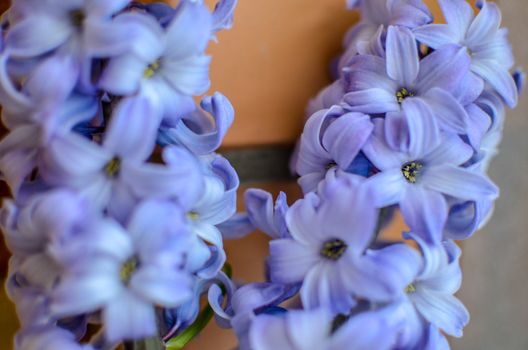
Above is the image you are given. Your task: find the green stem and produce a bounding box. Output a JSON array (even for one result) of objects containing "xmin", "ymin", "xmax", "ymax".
[
  {"xmin": 165, "ymin": 305, "xmax": 215, "ymax": 350},
  {"xmin": 165, "ymin": 263, "xmax": 233, "ymax": 350}
]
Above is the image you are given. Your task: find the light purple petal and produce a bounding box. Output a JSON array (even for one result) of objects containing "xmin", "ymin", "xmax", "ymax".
[
  {"xmin": 112, "ymin": 12, "xmax": 165, "ymax": 62},
  {"xmin": 300, "ymin": 262, "xmax": 355, "ymax": 313},
  {"xmin": 297, "ymin": 109, "xmax": 332, "ymax": 176},
  {"xmin": 127, "ymin": 200, "xmax": 185, "ymax": 252},
  {"xmin": 244, "ymin": 189, "xmax": 278, "ymax": 238},
  {"xmin": 452, "ymin": 71, "xmax": 484, "ymax": 106},
  {"xmin": 386, "ymin": 26, "xmax": 419, "ymax": 87},
  {"xmin": 103, "ymin": 291, "xmax": 157, "ymax": 343},
  {"xmin": 472, "ymin": 28, "xmax": 514, "ymax": 69},
  {"xmin": 330, "ymin": 306, "xmax": 402, "ymax": 350},
  {"xmin": 130, "ymin": 267, "xmax": 192, "ymax": 307},
  {"xmin": 415, "ymin": 45, "xmax": 470, "ymax": 94},
  {"xmin": 471, "ymin": 59, "xmax": 518, "ymax": 108},
  {"xmin": 323, "ymin": 112, "xmax": 374, "ymax": 169},
  {"xmin": 41, "ymin": 133, "xmax": 112, "ymax": 187},
  {"xmin": 423, "ymin": 133, "xmax": 473, "ymax": 166},
  {"xmin": 345, "ymin": 244, "xmax": 420, "ymax": 302},
  {"xmin": 250, "ymin": 314, "xmax": 296, "ymax": 350},
  {"xmin": 365, "ymin": 169, "xmax": 406, "ymax": 207},
  {"xmin": 0, "ymin": 56, "xmax": 32, "ymax": 114},
  {"xmin": 423, "ymin": 165, "xmax": 498, "ymax": 201},
  {"xmin": 437, "ymin": 0, "xmax": 474, "ymax": 41},
  {"xmin": 412, "ymin": 290, "xmax": 469, "ymax": 337},
  {"xmin": 388, "ymin": 0, "xmax": 433, "ymax": 28},
  {"xmin": 143, "ymin": 78, "xmax": 196, "ymax": 123},
  {"xmin": 86, "ymin": 0, "xmax": 130, "ymax": 17},
  {"xmin": 6, "ymin": 16, "xmax": 71, "ymax": 57},
  {"xmin": 123, "ymin": 146, "xmax": 203, "ymax": 208},
  {"xmin": 52, "ymin": 218, "xmax": 133, "ymax": 264},
  {"xmin": 343, "ymin": 88, "xmax": 400, "ymax": 114},
  {"xmin": 211, "ymin": 0, "xmax": 237, "ymax": 32},
  {"xmin": 400, "ymin": 186, "xmax": 448, "ymax": 243},
  {"xmin": 316, "ymin": 173, "xmax": 378, "ymax": 253},
  {"xmin": 344, "ymin": 55, "xmax": 396, "ymax": 92},
  {"xmin": 25, "ymin": 54, "xmax": 78, "ymax": 106},
  {"xmin": 103, "ymin": 96, "xmax": 161, "ymax": 161},
  {"xmin": 98, "ymin": 53, "xmax": 145, "ymax": 95},
  {"xmin": 83, "ymin": 17, "xmax": 134, "ymax": 58},
  {"xmin": 285, "ymin": 192, "xmax": 322, "ymax": 245},
  {"xmin": 306, "ymin": 80, "xmax": 345, "ymax": 117},
  {"xmin": 165, "ymin": 1, "xmax": 212, "ymax": 59},
  {"xmin": 51, "ymin": 260, "xmax": 121, "ymax": 317},
  {"xmin": 0, "ymin": 125, "xmax": 39, "ymax": 195},
  {"xmin": 298, "ymin": 173, "xmax": 325, "ymax": 195},
  {"xmin": 161, "ymin": 55, "xmax": 211, "ymax": 96},
  {"xmin": 413, "ymin": 24, "xmax": 455, "ymax": 49},
  {"xmin": 466, "ymin": 103, "xmax": 491, "ymax": 149},
  {"xmin": 466, "ymin": 1, "xmax": 501, "ymax": 45},
  {"xmin": 286, "ymin": 309, "xmax": 333, "ymax": 349},
  {"xmin": 420, "ymin": 88, "xmax": 469, "ymax": 134},
  {"xmin": 362, "ymin": 119, "xmax": 408, "ymax": 170},
  {"xmin": 269, "ymin": 239, "xmax": 320, "ymax": 285},
  {"xmin": 418, "ymin": 241, "xmax": 462, "ymax": 295},
  {"xmin": 401, "ymin": 98, "xmax": 441, "ymax": 159},
  {"xmin": 166, "ymin": 92, "xmax": 234, "ymax": 155}
]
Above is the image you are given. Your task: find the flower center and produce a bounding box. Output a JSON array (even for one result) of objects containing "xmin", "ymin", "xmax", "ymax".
[
  {"xmin": 187, "ymin": 211, "xmax": 200, "ymax": 220},
  {"xmin": 320, "ymin": 239, "xmax": 347, "ymax": 260},
  {"xmin": 69, "ymin": 9, "xmax": 86, "ymax": 28},
  {"xmin": 104, "ymin": 157, "xmax": 121, "ymax": 178},
  {"xmin": 144, "ymin": 60, "xmax": 161, "ymax": 78},
  {"xmin": 405, "ymin": 283, "xmax": 416, "ymax": 293},
  {"xmin": 120, "ymin": 257, "xmax": 138, "ymax": 285},
  {"xmin": 396, "ymin": 87, "xmax": 414, "ymax": 104},
  {"xmin": 401, "ymin": 161, "xmax": 423, "ymax": 184},
  {"xmin": 325, "ymin": 161, "xmax": 337, "ymax": 170}
]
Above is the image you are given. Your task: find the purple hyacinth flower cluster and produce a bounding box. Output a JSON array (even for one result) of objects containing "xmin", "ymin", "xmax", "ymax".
[
  {"xmin": 213, "ymin": 1, "xmax": 522, "ymax": 349},
  {"xmin": 0, "ymin": 0, "xmax": 239, "ymax": 347}
]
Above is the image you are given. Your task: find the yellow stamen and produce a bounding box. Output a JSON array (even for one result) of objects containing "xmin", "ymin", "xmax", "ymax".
[
  {"xmin": 320, "ymin": 239, "xmax": 347, "ymax": 261},
  {"xmin": 187, "ymin": 211, "xmax": 200, "ymax": 220},
  {"xmin": 401, "ymin": 161, "xmax": 423, "ymax": 184},
  {"xmin": 405, "ymin": 284, "xmax": 416, "ymax": 293},
  {"xmin": 104, "ymin": 157, "xmax": 121, "ymax": 178},
  {"xmin": 144, "ymin": 60, "xmax": 161, "ymax": 78},
  {"xmin": 120, "ymin": 257, "xmax": 138, "ymax": 285},
  {"xmin": 396, "ymin": 88, "xmax": 414, "ymax": 104}
]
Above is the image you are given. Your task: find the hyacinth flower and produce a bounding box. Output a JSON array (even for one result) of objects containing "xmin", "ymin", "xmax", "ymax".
[
  {"xmin": 158, "ymin": 92, "xmax": 235, "ymax": 155},
  {"xmin": 243, "ymin": 188, "xmax": 289, "ymax": 239},
  {"xmin": 50, "ymin": 200, "xmax": 206, "ymax": 343},
  {"xmin": 296, "ymin": 105, "xmax": 373, "ymax": 193},
  {"xmin": 249, "ymin": 305, "xmax": 405, "ymax": 350},
  {"xmin": 41, "ymin": 96, "xmax": 203, "ymax": 220},
  {"xmin": 186, "ymin": 155, "xmax": 239, "ymax": 278},
  {"xmin": 99, "ymin": 1, "xmax": 213, "ymax": 123},
  {"xmin": 268, "ymin": 171, "xmax": 420, "ymax": 313},
  {"xmin": 16, "ymin": 326, "xmax": 96, "ymax": 350},
  {"xmin": 344, "ymin": 26, "xmax": 475, "ymax": 140},
  {"xmin": 4, "ymin": 0, "xmax": 134, "ymax": 90},
  {"xmin": 0, "ymin": 0, "xmax": 240, "ymax": 347},
  {"xmin": 396, "ymin": 233, "xmax": 469, "ymax": 349},
  {"xmin": 208, "ymin": 282, "xmax": 298, "ymax": 350},
  {"xmin": 339, "ymin": 0, "xmax": 432, "ymax": 72},
  {"xmin": 364, "ymin": 118, "xmax": 498, "ymax": 242},
  {"xmin": 413, "ymin": 0, "xmax": 518, "ymax": 107},
  {"xmin": 0, "ymin": 190, "xmax": 89, "ymax": 293}
]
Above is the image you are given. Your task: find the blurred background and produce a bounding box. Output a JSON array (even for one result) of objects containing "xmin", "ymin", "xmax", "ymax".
[{"xmin": 0, "ymin": 0, "xmax": 526, "ymax": 349}]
